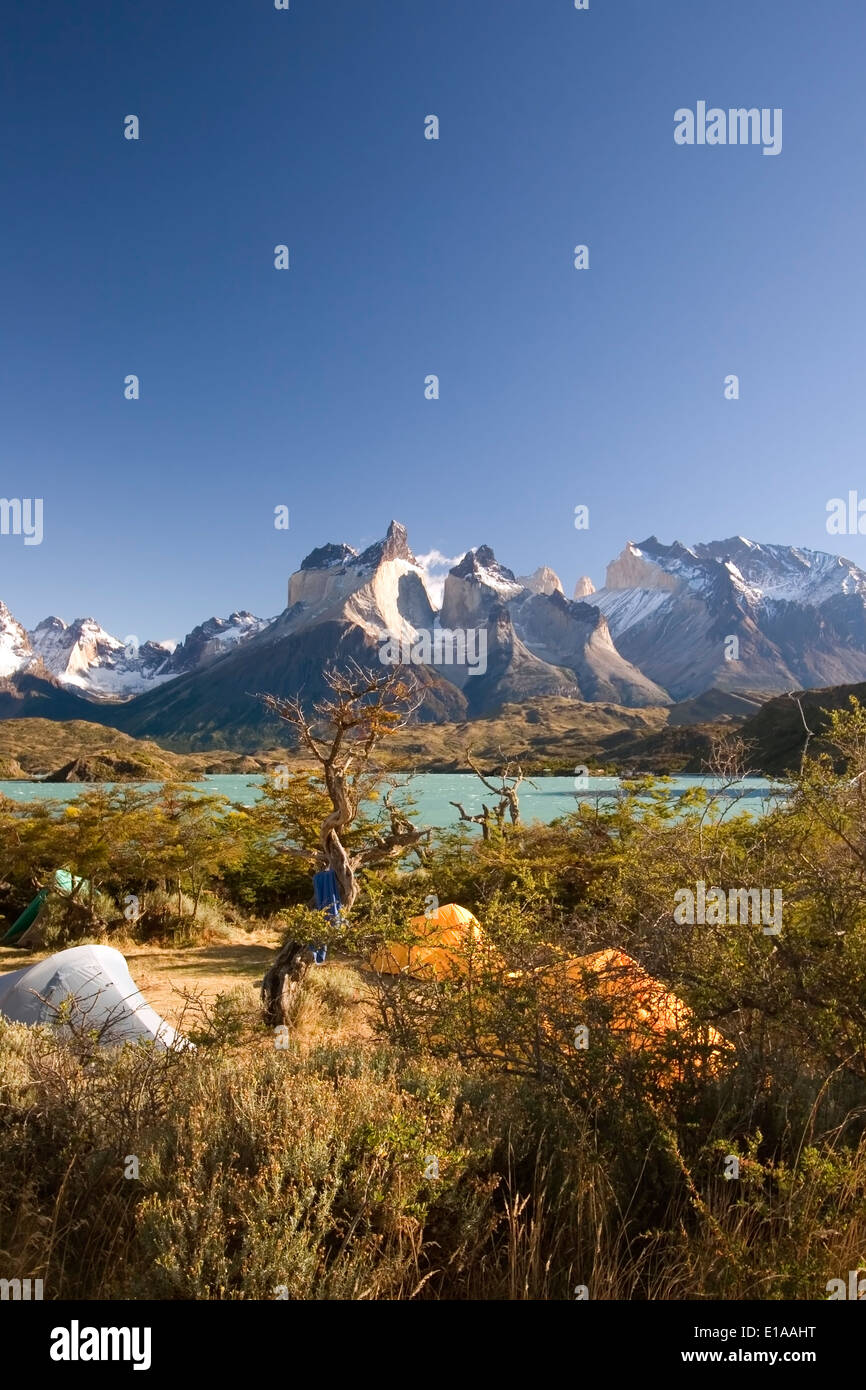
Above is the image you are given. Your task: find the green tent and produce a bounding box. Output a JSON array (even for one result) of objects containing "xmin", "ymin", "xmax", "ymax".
[{"xmin": 1, "ymin": 870, "xmax": 86, "ymax": 945}]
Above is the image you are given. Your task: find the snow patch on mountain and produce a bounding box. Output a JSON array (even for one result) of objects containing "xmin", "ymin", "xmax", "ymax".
[
  {"xmin": 168, "ymin": 613, "xmax": 271, "ymax": 675},
  {"xmin": 0, "ymin": 602, "xmax": 32, "ymax": 679},
  {"xmin": 591, "ymin": 585, "xmax": 673, "ymax": 637},
  {"xmin": 471, "ymin": 557, "xmax": 524, "ymax": 601},
  {"xmin": 343, "ymin": 556, "xmax": 435, "ymax": 642}
]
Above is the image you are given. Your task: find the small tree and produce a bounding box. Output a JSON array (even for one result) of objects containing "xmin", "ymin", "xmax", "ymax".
[
  {"xmin": 154, "ymin": 784, "xmax": 243, "ymax": 921},
  {"xmin": 258, "ymin": 662, "xmax": 430, "ymax": 1023}
]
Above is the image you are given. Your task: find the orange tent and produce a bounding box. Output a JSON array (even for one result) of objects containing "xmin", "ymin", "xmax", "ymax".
[
  {"xmin": 369, "ymin": 914, "xmax": 729, "ymax": 1075},
  {"xmin": 369, "ymin": 903, "xmax": 483, "ymax": 979},
  {"xmin": 543, "ymin": 948, "xmax": 729, "ymax": 1071}
]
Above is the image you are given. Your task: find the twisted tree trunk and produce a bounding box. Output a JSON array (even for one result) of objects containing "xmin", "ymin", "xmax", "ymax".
[
  {"xmin": 319, "ymin": 786, "xmax": 360, "ymax": 912},
  {"xmin": 261, "ymin": 938, "xmax": 311, "ymax": 1027}
]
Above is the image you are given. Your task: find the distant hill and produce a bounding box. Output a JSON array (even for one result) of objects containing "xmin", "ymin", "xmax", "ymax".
[
  {"xmin": 0, "ymin": 680, "xmax": 863, "ymax": 784},
  {"xmin": 0, "ymin": 685, "xmax": 763, "ymax": 781},
  {"xmin": 378, "ymin": 697, "xmax": 690, "ymax": 774},
  {"xmin": 595, "ymin": 723, "xmax": 728, "ymax": 775},
  {"xmin": 737, "ymin": 682, "xmax": 866, "ymax": 775},
  {"xmin": 665, "ymin": 688, "xmax": 764, "ymax": 726},
  {"xmin": 0, "ymin": 719, "xmax": 280, "ymax": 782}
]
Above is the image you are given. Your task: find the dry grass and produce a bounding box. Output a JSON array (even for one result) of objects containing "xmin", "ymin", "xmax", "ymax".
[
  {"xmin": 2, "ymin": 1008, "xmax": 864, "ymax": 1301},
  {"xmin": 2, "ymin": 918, "xmax": 865, "ymax": 1300}
]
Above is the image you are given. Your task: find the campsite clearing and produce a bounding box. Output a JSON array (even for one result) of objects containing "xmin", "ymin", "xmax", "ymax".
[{"xmin": 0, "ymin": 933, "xmax": 375, "ymax": 1047}]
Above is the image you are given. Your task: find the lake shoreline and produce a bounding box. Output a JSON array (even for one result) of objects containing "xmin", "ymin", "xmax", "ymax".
[{"xmin": 0, "ymin": 773, "xmax": 787, "ymax": 827}]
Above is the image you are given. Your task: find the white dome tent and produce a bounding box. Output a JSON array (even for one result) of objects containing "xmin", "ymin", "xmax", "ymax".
[{"xmin": 0, "ymin": 945, "xmax": 188, "ymax": 1049}]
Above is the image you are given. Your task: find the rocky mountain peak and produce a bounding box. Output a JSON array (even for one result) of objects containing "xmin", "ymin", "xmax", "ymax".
[
  {"xmin": 519, "ymin": 566, "xmax": 564, "ymax": 597},
  {"xmin": 288, "ymin": 521, "xmax": 426, "ymax": 625},
  {"xmin": 0, "ymin": 602, "xmax": 33, "ymax": 680},
  {"xmin": 606, "ymin": 542, "xmax": 682, "ymax": 593},
  {"xmin": 357, "ymin": 520, "xmax": 415, "ymax": 568},
  {"xmin": 441, "ymin": 547, "xmax": 524, "ymax": 629},
  {"xmin": 167, "ymin": 612, "xmax": 268, "ymax": 675},
  {"xmin": 450, "ymin": 546, "xmax": 517, "ymax": 585}
]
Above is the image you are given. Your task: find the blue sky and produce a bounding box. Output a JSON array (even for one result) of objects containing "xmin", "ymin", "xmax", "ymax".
[{"xmin": 2, "ymin": 0, "xmax": 864, "ymax": 640}]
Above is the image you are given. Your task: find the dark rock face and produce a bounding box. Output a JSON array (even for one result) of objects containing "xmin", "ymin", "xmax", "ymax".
[
  {"xmin": 737, "ymin": 681, "xmax": 866, "ymax": 774},
  {"xmin": 459, "ymin": 604, "xmax": 579, "ymax": 717},
  {"xmin": 31, "ymin": 616, "xmax": 64, "ymax": 636},
  {"xmin": 166, "ymin": 613, "xmax": 265, "ymax": 675},
  {"xmin": 300, "ymin": 543, "xmax": 358, "ymax": 571},
  {"xmin": 449, "ymin": 545, "xmax": 516, "ymax": 584},
  {"xmin": 0, "ymin": 672, "xmax": 112, "ymax": 722}
]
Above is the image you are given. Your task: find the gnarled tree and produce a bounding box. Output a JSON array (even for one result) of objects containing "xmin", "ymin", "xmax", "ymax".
[
  {"xmin": 258, "ymin": 662, "xmax": 429, "ymax": 1023},
  {"xmin": 450, "ymin": 750, "xmax": 530, "ymax": 840}
]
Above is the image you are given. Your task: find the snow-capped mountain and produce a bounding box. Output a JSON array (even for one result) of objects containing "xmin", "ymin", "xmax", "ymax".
[
  {"xmin": 0, "ymin": 609, "xmax": 271, "ymax": 700},
  {"xmin": 7, "ymin": 522, "xmax": 866, "ymax": 747},
  {"xmin": 28, "ymin": 617, "xmax": 175, "ymax": 698},
  {"xmin": 693, "ymin": 536, "xmax": 866, "ymax": 606},
  {"xmin": 591, "ymin": 536, "xmax": 866, "ymax": 700},
  {"xmin": 440, "ymin": 545, "xmax": 670, "ymax": 709},
  {"xmin": 166, "ymin": 613, "xmax": 270, "ymax": 675}
]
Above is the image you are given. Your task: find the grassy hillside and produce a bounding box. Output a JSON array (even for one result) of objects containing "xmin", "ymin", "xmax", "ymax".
[
  {"xmin": 375, "ymin": 698, "xmax": 668, "ymax": 772},
  {"xmin": 0, "ymin": 719, "xmax": 282, "ymax": 781},
  {"xmin": 0, "ymin": 688, "xmax": 766, "ymax": 782},
  {"xmin": 0, "ymin": 702, "xmax": 743, "ymax": 781},
  {"xmin": 376, "ymin": 695, "xmax": 753, "ymax": 774}
]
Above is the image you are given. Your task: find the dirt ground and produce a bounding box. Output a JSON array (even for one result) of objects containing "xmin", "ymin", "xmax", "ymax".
[{"xmin": 124, "ymin": 939, "xmax": 281, "ymax": 1028}]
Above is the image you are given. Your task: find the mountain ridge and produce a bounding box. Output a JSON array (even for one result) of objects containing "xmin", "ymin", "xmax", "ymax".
[{"xmin": 3, "ymin": 522, "xmax": 866, "ymax": 747}]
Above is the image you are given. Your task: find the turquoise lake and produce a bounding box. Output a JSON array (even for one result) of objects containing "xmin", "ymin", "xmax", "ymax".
[{"xmin": 0, "ymin": 774, "xmax": 784, "ymax": 825}]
